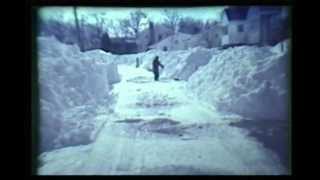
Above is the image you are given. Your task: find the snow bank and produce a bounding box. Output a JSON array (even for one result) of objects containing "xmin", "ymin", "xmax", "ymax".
[
  {"xmin": 38, "ymin": 144, "xmax": 92, "ymax": 175},
  {"xmin": 188, "ymin": 41, "xmax": 289, "ymax": 121},
  {"xmin": 140, "ymin": 49, "xmax": 193, "ymax": 78},
  {"xmin": 113, "ymin": 40, "xmax": 289, "ymax": 121},
  {"xmin": 175, "ymin": 48, "xmax": 217, "ymax": 80},
  {"xmin": 112, "ymin": 33, "xmax": 216, "ymax": 81},
  {"xmin": 271, "ymin": 39, "xmax": 290, "ymax": 54},
  {"xmin": 150, "ymin": 33, "xmax": 207, "ymax": 51},
  {"xmin": 96, "ymin": 39, "xmax": 215, "ymax": 82},
  {"xmin": 124, "ymin": 47, "xmax": 217, "ymax": 81},
  {"xmin": 38, "ymin": 36, "xmax": 120, "ymax": 152}
]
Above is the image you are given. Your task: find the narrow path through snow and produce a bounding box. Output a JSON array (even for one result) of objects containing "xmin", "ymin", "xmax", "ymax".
[
  {"xmin": 39, "ymin": 65, "xmax": 287, "ymax": 175},
  {"xmin": 112, "ymin": 65, "xmax": 231, "ymax": 125}
]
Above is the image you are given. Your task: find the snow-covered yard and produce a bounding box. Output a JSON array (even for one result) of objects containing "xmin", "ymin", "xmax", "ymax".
[{"xmin": 37, "ymin": 37, "xmax": 290, "ymax": 175}]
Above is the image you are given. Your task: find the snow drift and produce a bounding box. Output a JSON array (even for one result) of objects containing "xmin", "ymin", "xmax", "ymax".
[
  {"xmin": 121, "ymin": 47, "xmax": 217, "ymax": 81},
  {"xmin": 176, "ymin": 48, "xmax": 217, "ymax": 80},
  {"xmin": 149, "ymin": 33, "xmax": 208, "ymax": 51},
  {"xmin": 188, "ymin": 40, "xmax": 290, "ymax": 121},
  {"xmin": 38, "ymin": 36, "xmax": 120, "ymax": 152}
]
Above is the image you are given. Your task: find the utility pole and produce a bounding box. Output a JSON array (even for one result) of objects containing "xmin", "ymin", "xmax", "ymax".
[{"xmin": 73, "ymin": 6, "xmax": 84, "ymax": 52}]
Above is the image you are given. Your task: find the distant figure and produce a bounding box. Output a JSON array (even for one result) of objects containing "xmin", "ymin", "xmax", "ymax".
[
  {"xmin": 152, "ymin": 56, "xmax": 164, "ymax": 81},
  {"xmin": 136, "ymin": 58, "xmax": 140, "ymax": 68}
]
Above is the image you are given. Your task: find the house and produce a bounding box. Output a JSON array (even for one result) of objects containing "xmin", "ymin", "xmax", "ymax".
[
  {"xmin": 221, "ymin": 6, "xmax": 289, "ymax": 47},
  {"xmin": 202, "ymin": 21, "xmax": 225, "ymax": 48}
]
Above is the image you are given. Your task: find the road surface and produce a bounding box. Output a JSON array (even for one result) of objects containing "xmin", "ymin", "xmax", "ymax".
[{"xmin": 38, "ymin": 65, "xmax": 287, "ymax": 175}]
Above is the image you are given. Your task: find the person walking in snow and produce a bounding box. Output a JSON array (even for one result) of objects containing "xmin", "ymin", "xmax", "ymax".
[
  {"xmin": 136, "ymin": 57, "xmax": 140, "ymax": 68},
  {"xmin": 152, "ymin": 56, "xmax": 164, "ymax": 81}
]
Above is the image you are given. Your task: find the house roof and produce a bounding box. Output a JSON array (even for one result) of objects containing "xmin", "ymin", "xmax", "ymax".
[
  {"xmin": 224, "ymin": 6, "xmax": 284, "ymax": 21},
  {"xmin": 225, "ymin": 7, "xmax": 250, "ymax": 21},
  {"xmin": 259, "ymin": 6, "xmax": 282, "ymax": 13}
]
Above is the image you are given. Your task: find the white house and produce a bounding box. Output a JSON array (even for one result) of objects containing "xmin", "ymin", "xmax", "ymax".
[
  {"xmin": 221, "ymin": 7, "xmax": 249, "ymax": 46},
  {"xmin": 221, "ymin": 6, "xmax": 289, "ymax": 47}
]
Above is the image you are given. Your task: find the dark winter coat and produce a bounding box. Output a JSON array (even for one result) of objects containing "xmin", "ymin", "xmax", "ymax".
[{"xmin": 152, "ymin": 58, "xmax": 164, "ymax": 73}]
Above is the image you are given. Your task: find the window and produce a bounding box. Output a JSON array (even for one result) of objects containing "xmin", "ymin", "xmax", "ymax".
[
  {"xmin": 222, "ymin": 26, "xmax": 228, "ymax": 35},
  {"xmin": 238, "ymin": 24, "xmax": 244, "ymax": 32}
]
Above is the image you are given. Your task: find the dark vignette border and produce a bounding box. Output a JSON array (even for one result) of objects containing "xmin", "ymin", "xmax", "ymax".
[{"xmin": 27, "ymin": 0, "xmax": 295, "ymax": 177}]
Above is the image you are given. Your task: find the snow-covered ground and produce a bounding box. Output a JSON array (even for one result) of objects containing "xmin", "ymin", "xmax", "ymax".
[
  {"xmin": 112, "ymin": 65, "xmax": 232, "ymax": 125},
  {"xmin": 37, "ymin": 36, "xmax": 290, "ymax": 175}
]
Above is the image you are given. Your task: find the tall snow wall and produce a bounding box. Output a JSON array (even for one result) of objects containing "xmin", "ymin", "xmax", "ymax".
[
  {"xmin": 188, "ymin": 40, "xmax": 290, "ymax": 121},
  {"xmin": 37, "ymin": 36, "xmax": 120, "ymax": 152}
]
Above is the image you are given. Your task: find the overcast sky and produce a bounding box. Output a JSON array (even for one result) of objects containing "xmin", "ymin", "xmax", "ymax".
[{"xmin": 38, "ymin": 6, "xmax": 226, "ymax": 24}]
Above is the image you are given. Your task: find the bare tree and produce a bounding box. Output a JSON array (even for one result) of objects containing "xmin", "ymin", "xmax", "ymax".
[
  {"xmin": 201, "ymin": 20, "xmax": 222, "ymax": 48},
  {"xmin": 106, "ymin": 20, "xmax": 118, "ymax": 38},
  {"xmin": 148, "ymin": 21, "xmax": 156, "ymax": 46},
  {"xmin": 101, "ymin": 32, "xmax": 111, "ymax": 52},
  {"xmin": 119, "ymin": 18, "xmax": 134, "ymax": 38},
  {"xmin": 90, "ymin": 13, "xmax": 109, "ymax": 49},
  {"xmin": 163, "ymin": 9, "xmax": 181, "ymax": 35},
  {"xmin": 119, "ymin": 10, "xmax": 147, "ymax": 38},
  {"xmin": 130, "ymin": 10, "xmax": 147, "ymax": 38},
  {"xmin": 74, "ymin": 13, "xmax": 102, "ymax": 50},
  {"xmin": 73, "ymin": 7, "xmax": 84, "ymax": 52},
  {"xmin": 92, "ymin": 13, "xmax": 106, "ymax": 39},
  {"xmin": 179, "ymin": 17, "xmax": 204, "ymax": 34}
]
